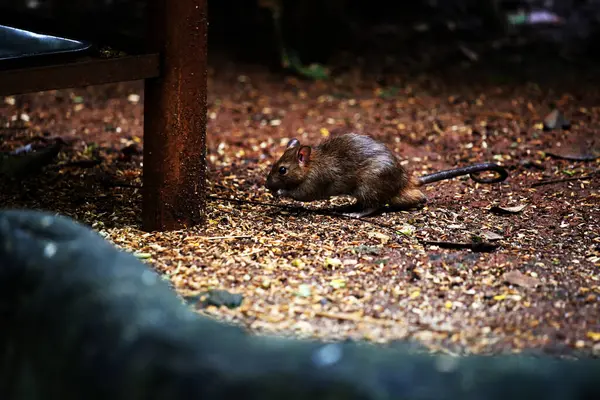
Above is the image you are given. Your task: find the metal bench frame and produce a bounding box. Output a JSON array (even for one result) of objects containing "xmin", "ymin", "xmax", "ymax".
[{"xmin": 0, "ymin": 0, "xmax": 208, "ymax": 232}]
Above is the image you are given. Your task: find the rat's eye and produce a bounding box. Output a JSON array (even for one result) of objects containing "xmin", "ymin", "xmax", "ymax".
[{"xmin": 278, "ymin": 166, "xmax": 287, "ymax": 175}]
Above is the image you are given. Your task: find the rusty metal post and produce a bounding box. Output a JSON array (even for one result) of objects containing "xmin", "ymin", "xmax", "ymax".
[{"xmin": 142, "ymin": 0, "xmax": 208, "ymax": 231}]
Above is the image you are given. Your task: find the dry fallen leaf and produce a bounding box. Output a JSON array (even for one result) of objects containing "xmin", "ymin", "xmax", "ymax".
[
  {"xmin": 481, "ymin": 230, "xmax": 504, "ymax": 241},
  {"xmin": 297, "ymin": 284, "xmax": 312, "ymax": 297},
  {"xmin": 545, "ymin": 133, "xmax": 599, "ymax": 161},
  {"xmin": 503, "ymin": 270, "xmax": 541, "ymax": 289},
  {"xmin": 291, "ymin": 258, "xmax": 305, "ymax": 268},
  {"xmin": 490, "ymin": 204, "xmax": 527, "ymax": 214},
  {"xmin": 368, "ymin": 232, "xmax": 390, "ymax": 243},
  {"xmin": 398, "ymin": 224, "xmax": 416, "ymax": 236},
  {"xmin": 586, "ymin": 331, "xmax": 600, "ymax": 342},
  {"xmin": 324, "ymin": 257, "xmax": 342, "ymax": 268},
  {"xmin": 330, "ymin": 278, "xmax": 346, "ymax": 289},
  {"xmin": 542, "ymin": 109, "xmax": 570, "ymax": 131},
  {"xmin": 134, "ymin": 252, "xmax": 152, "ymax": 259}
]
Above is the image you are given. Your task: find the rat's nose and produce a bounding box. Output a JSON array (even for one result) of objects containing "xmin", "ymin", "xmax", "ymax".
[{"xmin": 265, "ymin": 176, "xmax": 274, "ymax": 191}]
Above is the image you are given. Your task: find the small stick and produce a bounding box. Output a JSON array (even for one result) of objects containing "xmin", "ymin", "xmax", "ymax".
[
  {"xmin": 314, "ymin": 311, "xmax": 395, "ymax": 326},
  {"xmin": 208, "ymin": 194, "xmax": 294, "ymax": 211},
  {"xmin": 531, "ymin": 171, "xmax": 598, "ymax": 187},
  {"xmin": 103, "ymin": 181, "xmax": 142, "ymax": 189},
  {"xmin": 201, "ymin": 235, "xmax": 252, "ymax": 241},
  {"xmin": 315, "ymin": 310, "xmax": 362, "ymax": 322},
  {"xmin": 475, "ymin": 111, "xmax": 516, "ymax": 119}
]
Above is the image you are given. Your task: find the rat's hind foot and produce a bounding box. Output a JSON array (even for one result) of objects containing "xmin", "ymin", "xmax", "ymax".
[
  {"xmin": 389, "ymin": 189, "xmax": 427, "ymax": 210},
  {"xmin": 340, "ymin": 207, "xmax": 379, "ymax": 218}
]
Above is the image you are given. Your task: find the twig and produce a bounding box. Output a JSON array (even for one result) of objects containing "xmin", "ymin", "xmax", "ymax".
[
  {"xmin": 201, "ymin": 235, "xmax": 252, "ymax": 241},
  {"xmin": 314, "ymin": 310, "xmax": 363, "ymax": 322},
  {"xmin": 421, "ymin": 240, "xmax": 500, "ymax": 253},
  {"xmin": 314, "ymin": 310, "xmax": 395, "ymax": 326},
  {"xmin": 208, "ymin": 194, "xmax": 295, "ymax": 211},
  {"xmin": 103, "ymin": 181, "xmax": 142, "ymax": 189},
  {"xmin": 241, "ymin": 248, "xmax": 265, "ymax": 257},
  {"xmin": 531, "ymin": 170, "xmax": 598, "ymax": 187},
  {"xmin": 57, "ymin": 159, "xmax": 103, "ymax": 169},
  {"xmin": 475, "ymin": 111, "xmax": 516, "ymax": 120}
]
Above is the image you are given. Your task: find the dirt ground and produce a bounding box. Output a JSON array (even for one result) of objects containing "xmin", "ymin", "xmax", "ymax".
[{"xmin": 1, "ymin": 48, "xmax": 599, "ymax": 357}]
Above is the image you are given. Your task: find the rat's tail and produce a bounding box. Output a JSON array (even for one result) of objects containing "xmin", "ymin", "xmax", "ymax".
[{"xmin": 417, "ymin": 162, "xmax": 508, "ymax": 186}]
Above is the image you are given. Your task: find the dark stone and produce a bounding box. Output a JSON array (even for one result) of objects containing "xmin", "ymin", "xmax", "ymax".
[
  {"xmin": 543, "ymin": 109, "xmax": 571, "ymax": 131},
  {"xmin": 186, "ymin": 289, "xmax": 244, "ymax": 309}
]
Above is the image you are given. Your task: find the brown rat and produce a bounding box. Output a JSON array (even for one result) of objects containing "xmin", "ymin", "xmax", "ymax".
[{"xmin": 265, "ymin": 132, "xmax": 508, "ymax": 217}]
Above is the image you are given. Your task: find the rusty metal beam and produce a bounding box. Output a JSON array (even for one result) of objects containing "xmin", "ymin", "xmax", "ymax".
[
  {"xmin": 0, "ymin": 54, "xmax": 160, "ymax": 96},
  {"xmin": 142, "ymin": 0, "xmax": 208, "ymax": 231}
]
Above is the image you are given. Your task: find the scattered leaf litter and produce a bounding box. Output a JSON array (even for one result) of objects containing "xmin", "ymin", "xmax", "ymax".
[{"xmin": 0, "ymin": 56, "xmax": 599, "ymax": 357}]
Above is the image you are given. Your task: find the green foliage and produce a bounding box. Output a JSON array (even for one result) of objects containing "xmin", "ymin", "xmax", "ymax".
[{"xmin": 259, "ymin": 0, "xmax": 330, "ymax": 81}]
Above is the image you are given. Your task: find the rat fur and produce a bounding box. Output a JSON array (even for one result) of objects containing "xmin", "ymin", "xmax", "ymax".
[{"xmin": 265, "ymin": 133, "xmax": 507, "ymax": 217}]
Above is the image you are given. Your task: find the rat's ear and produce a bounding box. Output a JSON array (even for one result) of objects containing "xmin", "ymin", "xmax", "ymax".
[
  {"xmin": 287, "ymin": 138, "xmax": 300, "ymax": 148},
  {"xmin": 297, "ymin": 146, "xmax": 311, "ymax": 165}
]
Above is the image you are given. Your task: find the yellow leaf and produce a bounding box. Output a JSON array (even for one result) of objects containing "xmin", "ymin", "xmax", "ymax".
[
  {"xmin": 291, "ymin": 258, "xmax": 305, "ymax": 268},
  {"xmin": 410, "ymin": 290, "xmax": 420, "ymax": 299},
  {"xmin": 368, "ymin": 231, "xmax": 390, "ymax": 243},
  {"xmin": 587, "ymin": 331, "xmax": 600, "ymax": 341},
  {"xmin": 320, "ymin": 127, "xmax": 330, "ymax": 137},
  {"xmin": 445, "ymin": 301, "xmax": 453, "ymax": 309},
  {"xmin": 330, "ymin": 279, "xmax": 346, "ymax": 289},
  {"xmin": 324, "ymin": 257, "xmax": 342, "ymax": 268},
  {"xmin": 493, "ymin": 294, "xmax": 507, "ymax": 301}
]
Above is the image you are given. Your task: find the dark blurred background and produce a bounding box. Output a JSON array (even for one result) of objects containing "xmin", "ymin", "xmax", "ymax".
[{"xmin": 1, "ymin": 0, "xmax": 600, "ymax": 75}]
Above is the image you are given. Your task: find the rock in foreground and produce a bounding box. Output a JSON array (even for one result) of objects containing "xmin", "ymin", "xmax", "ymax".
[{"xmin": 0, "ymin": 209, "xmax": 597, "ymax": 400}]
